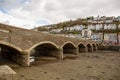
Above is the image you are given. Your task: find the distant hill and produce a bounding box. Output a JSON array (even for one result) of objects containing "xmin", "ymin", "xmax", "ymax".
[
  {"xmin": 32, "ymin": 18, "xmax": 89, "ymax": 31},
  {"xmin": 33, "ymin": 16, "xmax": 120, "ymax": 31}
]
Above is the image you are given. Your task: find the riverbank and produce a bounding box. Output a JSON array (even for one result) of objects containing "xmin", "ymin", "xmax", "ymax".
[{"xmin": 8, "ymin": 50, "xmax": 120, "ymax": 80}]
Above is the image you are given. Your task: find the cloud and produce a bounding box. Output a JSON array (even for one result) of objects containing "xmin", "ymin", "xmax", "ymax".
[
  {"xmin": 0, "ymin": 11, "xmax": 41, "ymax": 29},
  {"xmin": 60, "ymin": 0, "xmax": 120, "ymax": 18},
  {"xmin": 0, "ymin": 0, "xmax": 27, "ymax": 11},
  {"xmin": 0, "ymin": 0, "xmax": 120, "ymax": 29}
]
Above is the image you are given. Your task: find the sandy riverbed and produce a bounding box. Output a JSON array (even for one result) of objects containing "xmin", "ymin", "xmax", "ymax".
[{"xmin": 1, "ymin": 50, "xmax": 120, "ymax": 80}]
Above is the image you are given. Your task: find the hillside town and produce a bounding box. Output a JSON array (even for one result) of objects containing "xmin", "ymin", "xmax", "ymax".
[
  {"xmin": 34, "ymin": 16, "xmax": 120, "ymax": 46},
  {"xmin": 1, "ymin": 0, "xmax": 120, "ymax": 80},
  {"xmin": 0, "ymin": 16, "xmax": 120, "ymax": 80}
]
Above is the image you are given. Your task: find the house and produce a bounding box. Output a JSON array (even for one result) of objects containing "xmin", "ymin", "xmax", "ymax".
[
  {"xmin": 63, "ymin": 25, "xmax": 85, "ymax": 31},
  {"xmin": 82, "ymin": 29, "xmax": 92, "ymax": 39},
  {"xmin": 91, "ymin": 33, "xmax": 102, "ymax": 42},
  {"xmin": 95, "ymin": 24, "xmax": 103, "ymax": 30},
  {"xmin": 118, "ymin": 24, "xmax": 120, "ymax": 29},
  {"xmin": 104, "ymin": 24, "xmax": 116, "ymax": 30},
  {"xmin": 88, "ymin": 24, "xmax": 95, "ymax": 30},
  {"xmin": 50, "ymin": 28, "xmax": 63, "ymax": 33},
  {"xmin": 103, "ymin": 33, "xmax": 117, "ymax": 45},
  {"xmin": 114, "ymin": 16, "xmax": 120, "ymax": 22},
  {"xmin": 105, "ymin": 17, "xmax": 115, "ymax": 23}
]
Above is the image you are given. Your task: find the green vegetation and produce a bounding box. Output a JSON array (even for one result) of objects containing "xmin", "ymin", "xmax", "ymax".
[
  {"xmin": 60, "ymin": 29, "xmax": 82, "ymax": 34},
  {"xmin": 36, "ymin": 18, "xmax": 120, "ymax": 31},
  {"xmin": 92, "ymin": 29, "xmax": 120, "ymax": 33}
]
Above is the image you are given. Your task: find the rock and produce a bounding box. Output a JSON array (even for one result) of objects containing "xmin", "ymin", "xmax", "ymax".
[
  {"xmin": 0, "ymin": 65, "xmax": 17, "ymax": 80},
  {"xmin": 44, "ymin": 71, "xmax": 47, "ymax": 74},
  {"xmin": 56, "ymin": 77, "xmax": 60, "ymax": 79},
  {"xmin": 20, "ymin": 74, "xmax": 24, "ymax": 77}
]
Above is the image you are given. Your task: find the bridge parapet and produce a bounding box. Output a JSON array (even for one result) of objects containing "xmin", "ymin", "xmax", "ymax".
[{"xmin": 0, "ymin": 23, "xmax": 99, "ymax": 66}]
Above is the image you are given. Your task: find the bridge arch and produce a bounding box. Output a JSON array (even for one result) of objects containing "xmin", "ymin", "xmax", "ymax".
[
  {"xmin": 78, "ymin": 43, "xmax": 86, "ymax": 53},
  {"xmin": 0, "ymin": 40, "xmax": 22, "ymax": 52},
  {"xmin": 92, "ymin": 44, "xmax": 96, "ymax": 51},
  {"xmin": 96, "ymin": 44, "xmax": 99, "ymax": 49},
  {"xmin": 96, "ymin": 44, "xmax": 99, "ymax": 46},
  {"xmin": 0, "ymin": 40, "xmax": 23, "ymax": 65},
  {"xmin": 61, "ymin": 41, "xmax": 78, "ymax": 55},
  {"xmin": 29, "ymin": 41, "xmax": 59, "ymax": 52},
  {"xmin": 61, "ymin": 41, "xmax": 76, "ymax": 48},
  {"xmin": 87, "ymin": 44, "xmax": 93, "ymax": 52},
  {"xmin": 28, "ymin": 41, "xmax": 61, "ymax": 62}
]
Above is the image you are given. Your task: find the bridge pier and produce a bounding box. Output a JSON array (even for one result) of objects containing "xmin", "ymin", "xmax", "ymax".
[
  {"xmin": 62, "ymin": 47, "xmax": 79, "ymax": 59},
  {"xmin": 85, "ymin": 47, "xmax": 88, "ymax": 52},
  {"xmin": 92, "ymin": 45, "xmax": 98, "ymax": 52},
  {"xmin": 96, "ymin": 45, "xmax": 99, "ymax": 51},
  {"xmin": 86, "ymin": 45, "xmax": 93, "ymax": 52},
  {"xmin": 91, "ymin": 46, "xmax": 94, "ymax": 52},
  {"xmin": 63, "ymin": 48, "xmax": 78, "ymax": 54},
  {"xmin": 79, "ymin": 48, "xmax": 87, "ymax": 53},
  {"xmin": 48, "ymin": 49, "xmax": 64, "ymax": 60},
  {"xmin": 95, "ymin": 45, "xmax": 98, "ymax": 51},
  {"xmin": 57, "ymin": 49, "xmax": 64, "ymax": 60},
  {"xmin": 92, "ymin": 44, "xmax": 96, "ymax": 52},
  {"xmin": 78, "ymin": 44, "xmax": 87, "ymax": 53},
  {"xmin": 20, "ymin": 51, "xmax": 30, "ymax": 66},
  {"xmin": 0, "ymin": 46, "xmax": 30, "ymax": 66},
  {"xmin": 74, "ymin": 48, "xmax": 79, "ymax": 55}
]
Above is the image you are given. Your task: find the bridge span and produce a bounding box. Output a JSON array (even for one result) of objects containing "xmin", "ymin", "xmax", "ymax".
[{"xmin": 0, "ymin": 23, "xmax": 99, "ymax": 66}]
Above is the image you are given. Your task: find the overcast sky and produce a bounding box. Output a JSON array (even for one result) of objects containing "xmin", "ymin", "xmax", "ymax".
[{"xmin": 0, "ymin": 0, "xmax": 120, "ymax": 29}]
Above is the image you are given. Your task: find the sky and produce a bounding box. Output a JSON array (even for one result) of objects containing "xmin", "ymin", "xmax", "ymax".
[{"xmin": 0, "ymin": 0, "xmax": 120, "ymax": 29}]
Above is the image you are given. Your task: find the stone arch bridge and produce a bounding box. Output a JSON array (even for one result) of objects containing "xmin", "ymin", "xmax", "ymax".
[{"xmin": 0, "ymin": 23, "xmax": 99, "ymax": 66}]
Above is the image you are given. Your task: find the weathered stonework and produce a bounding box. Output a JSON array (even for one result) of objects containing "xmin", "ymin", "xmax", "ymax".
[{"xmin": 0, "ymin": 23, "xmax": 99, "ymax": 66}]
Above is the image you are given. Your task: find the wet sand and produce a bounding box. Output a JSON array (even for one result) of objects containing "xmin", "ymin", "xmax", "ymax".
[{"xmin": 1, "ymin": 50, "xmax": 120, "ymax": 80}]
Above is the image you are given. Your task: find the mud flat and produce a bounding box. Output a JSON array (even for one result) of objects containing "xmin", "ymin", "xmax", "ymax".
[{"xmin": 1, "ymin": 50, "xmax": 120, "ymax": 80}]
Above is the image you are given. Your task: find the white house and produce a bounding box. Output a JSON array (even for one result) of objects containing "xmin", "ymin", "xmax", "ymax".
[
  {"xmin": 91, "ymin": 33, "xmax": 103, "ymax": 42},
  {"xmin": 63, "ymin": 25, "xmax": 84, "ymax": 31},
  {"xmin": 118, "ymin": 24, "xmax": 120, "ymax": 29},
  {"xmin": 50, "ymin": 28, "xmax": 63, "ymax": 33},
  {"xmin": 87, "ymin": 24, "xmax": 95, "ymax": 30},
  {"xmin": 82, "ymin": 29, "xmax": 92, "ymax": 39},
  {"xmin": 104, "ymin": 24, "xmax": 116, "ymax": 30},
  {"xmin": 103, "ymin": 33, "xmax": 118, "ymax": 45},
  {"xmin": 117, "ymin": 16, "xmax": 120, "ymax": 21},
  {"xmin": 96, "ymin": 24, "xmax": 103, "ymax": 30}
]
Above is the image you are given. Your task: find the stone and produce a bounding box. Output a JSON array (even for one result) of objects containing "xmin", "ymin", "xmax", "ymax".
[{"xmin": 0, "ymin": 65, "xmax": 17, "ymax": 80}]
